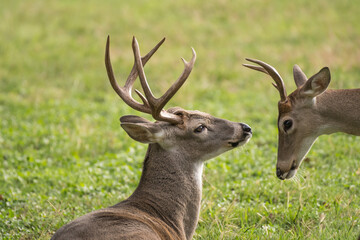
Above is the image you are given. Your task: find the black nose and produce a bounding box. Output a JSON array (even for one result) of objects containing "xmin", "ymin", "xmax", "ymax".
[
  {"xmin": 276, "ymin": 168, "xmax": 285, "ymax": 180},
  {"xmin": 241, "ymin": 123, "xmax": 252, "ymax": 134}
]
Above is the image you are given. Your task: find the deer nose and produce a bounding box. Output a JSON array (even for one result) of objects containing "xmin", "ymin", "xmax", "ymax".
[
  {"xmin": 276, "ymin": 168, "xmax": 285, "ymax": 180},
  {"xmin": 240, "ymin": 123, "xmax": 252, "ymax": 134}
]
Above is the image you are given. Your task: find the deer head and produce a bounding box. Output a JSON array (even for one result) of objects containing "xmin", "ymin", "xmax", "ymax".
[
  {"xmin": 244, "ymin": 59, "xmax": 331, "ymax": 180},
  {"xmin": 106, "ymin": 36, "xmax": 252, "ymax": 162}
]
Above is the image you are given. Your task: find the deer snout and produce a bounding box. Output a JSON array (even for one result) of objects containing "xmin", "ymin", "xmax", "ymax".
[
  {"xmin": 276, "ymin": 160, "xmax": 297, "ymax": 180},
  {"xmin": 240, "ymin": 123, "xmax": 252, "ymax": 135},
  {"xmin": 228, "ymin": 123, "xmax": 252, "ymax": 148},
  {"xmin": 276, "ymin": 167, "xmax": 291, "ymax": 180}
]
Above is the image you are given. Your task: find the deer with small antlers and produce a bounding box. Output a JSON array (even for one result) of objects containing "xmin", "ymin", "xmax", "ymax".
[
  {"xmin": 51, "ymin": 37, "xmax": 252, "ymax": 240},
  {"xmin": 244, "ymin": 59, "xmax": 360, "ymax": 180}
]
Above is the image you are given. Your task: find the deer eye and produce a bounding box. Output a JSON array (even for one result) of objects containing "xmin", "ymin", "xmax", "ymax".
[
  {"xmin": 283, "ymin": 119, "xmax": 293, "ymax": 132},
  {"xmin": 194, "ymin": 125, "xmax": 207, "ymax": 133}
]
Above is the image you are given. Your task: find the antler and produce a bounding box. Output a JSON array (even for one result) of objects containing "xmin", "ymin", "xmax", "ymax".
[
  {"xmin": 105, "ymin": 36, "xmax": 196, "ymax": 124},
  {"xmin": 243, "ymin": 58, "xmax": 287, "ymax": 102},
  {"xmin": 105, "ymin": 35, "xmax": 165, "ymax": 114},
  {"xmin": 132, "ymin": 37, "xmax": 196, "ymax": 124}
]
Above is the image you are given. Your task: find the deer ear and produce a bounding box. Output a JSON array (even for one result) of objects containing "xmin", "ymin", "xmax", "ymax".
[
  {"xmin": 293, "ymin": 65, "xmax": 307, "ymax": 88},
  {"xmin": 300, "ymin": 67, "xmax": 330, "ymax": 98},
  {"xmin": 120, "ymin": 115, "xmax": 164, "ymax": 143}
]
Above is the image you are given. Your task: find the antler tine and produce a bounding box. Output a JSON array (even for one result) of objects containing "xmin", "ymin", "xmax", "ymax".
[
  {"xmin": 243, "ymin": 63, "xmax": 279, "ymax": 91},
  {"xmin": 105, "ymin": 36, "xmax": 165, "ymax": 114},
  {"xmin": 125, "ymin": 37, "xmax": 166, "ymax": 91},
  {"xmin": 157, "ymin": 48, "xmax": 196, "ymax": 113},
  {"xmin": 242, "ymin": 64, "xmax": 269, "ymax": 75},
  {"xmin": 244, "ymin": 58, "xmax": 287, "ymax": 102},
  {"xmin": 133, "ymin": 37, "xmax": 196, "ymax": 124}
]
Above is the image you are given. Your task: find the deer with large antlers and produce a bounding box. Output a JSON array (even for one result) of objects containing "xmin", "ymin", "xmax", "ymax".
[
  {"xmin": 244, "ymin": 59, "xmax": 360, "ymax": 180},
  {"xmin": 51, "ymin": 37, "xmax": 252, "ymax": 240}
]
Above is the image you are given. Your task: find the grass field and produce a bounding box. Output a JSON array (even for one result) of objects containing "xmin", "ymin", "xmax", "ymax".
[{"xmin": 1, "ymin": 0, "xmax": 359, "ymax": 239}]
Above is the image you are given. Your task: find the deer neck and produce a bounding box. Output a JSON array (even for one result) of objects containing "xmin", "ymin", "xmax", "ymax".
[
  {"xmin": 315, "ymin": 89, "xmax": 360, "ymax": 136},
  {"xmin": 123, "ymin": 144, "xmax": 203, "ymax": 239}
]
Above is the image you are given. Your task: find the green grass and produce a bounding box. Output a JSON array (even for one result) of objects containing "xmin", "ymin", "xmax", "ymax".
[{"xmin": 1, "ymin": 0, "xmax": 359, "ymax": 239}]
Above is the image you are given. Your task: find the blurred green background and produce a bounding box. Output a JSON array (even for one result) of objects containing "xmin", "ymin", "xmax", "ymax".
[{"xmin": 0, "ymin": 0, "xmax": 359, "ymax": 239}]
